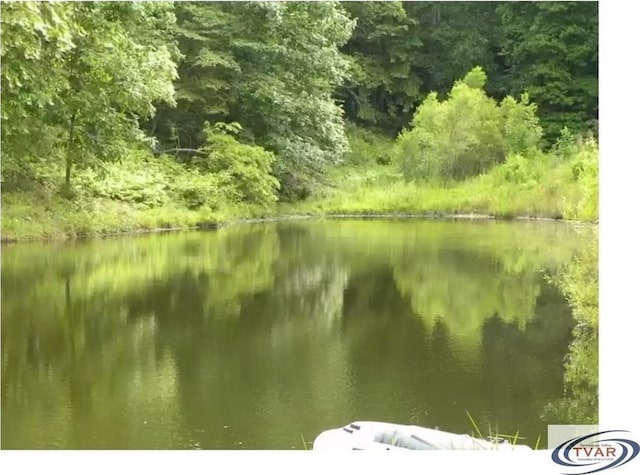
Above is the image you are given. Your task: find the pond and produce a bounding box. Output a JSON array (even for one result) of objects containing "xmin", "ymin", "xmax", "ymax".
[{"xmin": 1, "ymin": 219, "xmax": 595, "ymax": 449}]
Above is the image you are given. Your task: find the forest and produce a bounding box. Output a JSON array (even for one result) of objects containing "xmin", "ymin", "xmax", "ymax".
[{"xmin": 1, "ymin": 1, "xmax": 598, "ymax": 241}]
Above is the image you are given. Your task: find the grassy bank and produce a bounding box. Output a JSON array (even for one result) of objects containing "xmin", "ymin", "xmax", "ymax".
[
  {"xmin": 2, "ymin": 189, "xmax": 250, "ymax": 243},
  {"xmin": 286, "ymin": 164, "xmax": 577, "ymax": 220},
  {"xmin": 1, "ymin": 153, "xmax": 264, "ymax": 242},
  {"xmin": 284, "ymin": 125, "xmax": 598, "ymax": 221},
  {"xmin": 1, "ymin": 128, "xmax": 597, "ymax": 243}
]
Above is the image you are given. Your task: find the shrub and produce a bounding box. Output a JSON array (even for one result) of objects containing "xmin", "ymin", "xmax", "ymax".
[
  {"xmin": 80, "ymin": 154, "xmax": 171, "ymax": 208},
  {"xmin": 344, "ymin": 123, "xmax": 395, "ymax": 166},
  {"xmin": 172, "ymin": 171, "xmax": 224, "ymax": 211},
  {"xmin": 552, "ymin": 127, "xmax": 580, "ymax": 162},
  {"xmin": 396, "ymin": 66, "xmax": 543, "ymax": 183},
  {"xmin": 495, "ymin": 154, "xmax": 531, "ymax": 184},
  {"xmin": 500, "ymin": 93, "xmax": 543, "ymax": 155},
  {"xmin": 563, "ymin": 138, "xmax": 598, "ymax": 221},
  {"xmin": 194, "ymin": 123, "xmax": 280, "ymax": 206}
]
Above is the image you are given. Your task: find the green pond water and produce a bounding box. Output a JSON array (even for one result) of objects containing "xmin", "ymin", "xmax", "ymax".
[{"xmin": 1, "ymin": 219, "xmax": 594, "ymax": 449}]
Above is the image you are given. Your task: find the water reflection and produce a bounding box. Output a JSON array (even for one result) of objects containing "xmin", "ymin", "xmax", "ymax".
[{"xmin": 1, "ymin": 220, "xmax": 595, "ymax": 449}]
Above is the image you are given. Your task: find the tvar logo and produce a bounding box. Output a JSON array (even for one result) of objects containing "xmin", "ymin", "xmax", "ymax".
[{"xmin": 551, "ymin": 430, "xmax": 640, "ymax": 474}]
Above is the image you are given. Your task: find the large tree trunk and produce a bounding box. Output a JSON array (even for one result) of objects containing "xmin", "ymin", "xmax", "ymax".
[{"xmin": 65, "ymin": 157, "xmax": 72, "ymax": 188}]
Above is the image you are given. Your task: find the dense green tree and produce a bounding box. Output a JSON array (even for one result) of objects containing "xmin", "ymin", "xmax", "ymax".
[
  {"xmin": 396, "ymin": 67, "xmax": 542, "ymax": 182},
  {"xmin": 1, "ymin": 1, "xmax": 599, "ymax": 208},
  {"xmin": 1, "ymin": 1, "xmax": 178, "ymax": 189},
  {"xmin": 337, "ymin": 1, "xmax": 422, "ymax": 132},
  {"xmin": 404, "ymin": 1, "xmax": 504, "ymax": 97},
  {"xmin": 497, "ymin": 1, "xmax": 598, "ymax": 140},
  {"xmin": 194, "ymin": 123, "xmax": 280, "ymax": 205},
  {"xmin": 339, "ymin": 1, "xmax": 597, "ymax": 139},
  {"xmin": 1, "ymin": 2, "xmax": 76, "ymax": 174},
  {"xmin": 339, "ymin": 1, "xmax": 505, "ymax": 134},
  {"xmin": 231, "ymin": 2, "xmax": 353, "ymax": 194},
  {"xmin": 155, "ymin": 2, "xmax": 354, "ymax": 199},
  {"xmin": 150, "ymin": 2, "xmax": 238, "ymax": 149}
]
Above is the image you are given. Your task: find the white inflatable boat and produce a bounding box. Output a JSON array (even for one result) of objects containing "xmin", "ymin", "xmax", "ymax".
[{"xmin": 312, "ymin": 421, "xmax": 533, "ymax": 451}]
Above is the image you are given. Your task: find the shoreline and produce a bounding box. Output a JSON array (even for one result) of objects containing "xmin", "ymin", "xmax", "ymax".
[{"xmin": 0, "ymin": 209, "xmax": 597, "ymax": 245}]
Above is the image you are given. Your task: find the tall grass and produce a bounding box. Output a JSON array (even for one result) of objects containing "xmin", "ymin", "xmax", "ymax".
[
  {"xmin": 465, "ymin": 410, "xmax": 540, "ymax": 450},
  {"xmin": 291, "ymin": 158, "xmax": 593, "ymax": 222}
]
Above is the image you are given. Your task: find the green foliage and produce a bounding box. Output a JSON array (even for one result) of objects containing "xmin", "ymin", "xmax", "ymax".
[
  {"xmin": 195, "ymin": 124, "xmax": 279, "ymax": 206},
  {"xmin": 2, "ymin": 126, "xmax": 598, "ymax": 243},
  {"xmin": 544, "ymin": 233, "xmax": 598, "ymax": 424},
  {"xmin": 72, "ymin": 152, "xmax": 223, "ymax": 212},
  {"xmin": 1, "ymin": 150, "xmax": 259, "ymax": 241},
  {"xmin": 497, "ymin": 2, "xmax": 598, "ymax": 141},
  {"xmin": 462, "ymin": 66, "xmax": 487, "ymax": 89},
  {"xmin": 155, "ymin": 1, "xmax": 354, "ymax": 196},
  {"xmin": 406, "ymin": 2, "xmax": 505, "ymax": 98},
  {"xmin": 2, "ymin": 1, "xmax": 599, "ymax": 240},
  {"xmin": 396, "ymin": 68, "xmax": 509, "ymax": 182},
  {"xmin": 339, "ymin": 1, "xmax": 597, "ymax": 139},
  {"xmin": 0, "ymin": 2, "xmax": 75, "ymax": 159},
  {"xmin": 500, "ymin": 94, "xmax": 543, "ymax": 155},
  {"xmin": 338, "ymin": 1, "xmax": 422, "ymax": 132},
  {"xmin": 494, "ymin": 154, "xmax": 539, "ymax": 186},
  {"xmin": 553, "ymin": 127, "xmax": 582, "ymax": 162},
  {"xmin": 396, "ymin": 67, "xmax": 545, "ymax": 183},
  {"xmin": 87, "ymin": 165, "xmax": 169, "ymax": 208},
  {"xmin": 343, "ymin": 123, "xmax": 395, "ymax": 166},
  {"xmin": 234, "ymin": 1, "xmax": 354, "ymax": 179},
  {"xmin": 562, "ymin": 138, "xmax": 599, "ymax": 222},
  {"xmin": 340, "ymin": 2, "xmax": 507, "ymax": 133},
  {"xmin": 153, "ymin": 2, "xmax": 239, "ymax": 148},
  {"xmin": 288, "ymin": 129, "xmax": 597, "ymax": 225},
  {"xmin": 1, "ymin": 1, "xmax": 178, "ymax": 187}
]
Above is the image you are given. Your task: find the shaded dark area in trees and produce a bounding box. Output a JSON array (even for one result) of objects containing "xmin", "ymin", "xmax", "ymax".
[{"xmin": 337, "ymin": 1, "xmax": 597, "ymax": 141}]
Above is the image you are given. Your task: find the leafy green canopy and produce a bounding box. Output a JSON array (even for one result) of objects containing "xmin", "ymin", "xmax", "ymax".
[
  {"xmin": 338, "ymin": 1, "xmax": 422, "ymax": 132},
  {"xmin": 1, "ymin": 2, "xmax": 178, "ymax": 186},
  {"xmin": 1, "ymin": 2, "xmax": 74, "ymax": 160},
  {"xmin": 155, "ymin": 2, "xmax": 354, "ymax": 197},
  {"xmin": 339, "ymin": 1, "xmax": 597, "ymax": 141},
  {"xmin": 396, "ymin": 67, "xmax": 542, "ymax": 182},
  {"xmin": 497, "ymin": 1, "xmax": 598, "ymax": 141},
  {"xmin": 194, "ymin": 123, "xmax": 280, "ymax": 206},
  {"xmin": 339, "ymin": 2, "xmax": 505, "ymax": 134}
]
